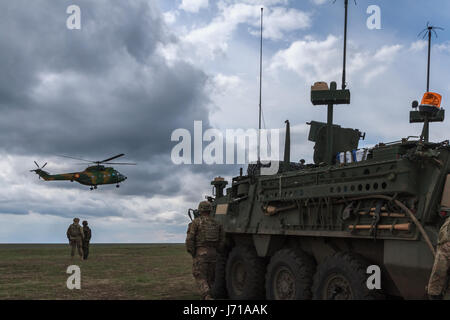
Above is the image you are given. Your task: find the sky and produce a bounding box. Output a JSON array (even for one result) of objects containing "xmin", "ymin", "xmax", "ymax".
[{"xmin": 1, "ymin": 0, "xmax": 450, "ymax": 243}]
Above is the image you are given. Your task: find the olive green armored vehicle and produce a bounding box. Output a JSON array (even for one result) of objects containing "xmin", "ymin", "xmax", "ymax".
[
  {"xmin": 205, "ymin": 85, "xmax": 448, "ymax": 300},
  {"xmin": 192, "ymin": 4, "xmax": 449, "ymax": 300}
]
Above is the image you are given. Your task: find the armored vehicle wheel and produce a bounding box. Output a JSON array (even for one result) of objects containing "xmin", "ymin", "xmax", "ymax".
[
  {"xmin": 312, "ymin": 252, "xmax": 383, "ymax": 300},
  {"xmin": 211, "ymin": 252, "xmax": 228, "ymax": 299},
  {"xmin": 265, "ymin": 248, "xmax": 315, "ymax": 300},
  {"xmin": 226, "ymin": 246, "xmax": 266, "ymax": 299}
]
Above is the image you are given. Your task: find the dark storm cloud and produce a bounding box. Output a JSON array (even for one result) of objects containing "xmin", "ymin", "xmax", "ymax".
[{"xmin": 0, "ymin": 0, "xmax": 215, "ymax": 198}]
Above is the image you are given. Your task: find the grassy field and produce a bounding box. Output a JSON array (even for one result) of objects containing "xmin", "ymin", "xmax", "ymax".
[{"xmin": 0, "ymin": 244, "xmax": 199, "ymax": 300}]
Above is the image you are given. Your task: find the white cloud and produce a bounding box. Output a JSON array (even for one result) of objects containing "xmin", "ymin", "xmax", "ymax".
[
  {"xmin": 435, "ymin": 41, "xmax": 450, "ymax": 53},
  {"xmin": 409, "ymin": 40, "xmax": 427, "ymax": 52},
  {"xmin": 209, "ymin": 73, "xmax": 242, "ymax": 95},
  {"xmin": 163, "ymin": 10, "xmax": 178, "ymax": 24},
  {"xmin": 409, "ymin": 40, "xmax": 450, "ymax": 53},
  {"xmin": 363, "ymin": 44, "xmax": 402, "ymax": 84},
  {"xmin": 310, "ymin": 0, "xmax": 328, "ymax": 4},
  {"xmin": 235, "ymin": 0, "xmax": 289, "ymax": 5},
  {"xmin": 249, "ymin": 7, "xmax": 311, "ymax": 40},
  {"xmin": 270, "ymin": 35, "xmax": 342, "ymax": 82},
  {"xmin": 182, "ymin": 3, "xmax": 311, "ymax": 60},
  {"xmin": 373, "ymin": 44, "xmax": 403, "ymax": 61},
  {"xmin": 270, "ymin": 35, "xmax": 403, "ymax": 85},
  {"xmin": 179, "ymin": 0, "xmax": 209, "ymax": 13},
  {"xmin": 156, "ymin": 42, "xmax": 181, "ymax": 66}
]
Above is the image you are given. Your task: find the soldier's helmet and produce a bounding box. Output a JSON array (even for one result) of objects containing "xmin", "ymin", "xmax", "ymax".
[
  {"xmin": 82, "ymin": 220, "xmax": 88, "ymax": 226},
  {"xmin": 198, "ymin": 201, "xmax": 212, "ymax": 213},
  {"xmin": 73, "ymin": 217, "xmax": 80, "ymax": 223}
]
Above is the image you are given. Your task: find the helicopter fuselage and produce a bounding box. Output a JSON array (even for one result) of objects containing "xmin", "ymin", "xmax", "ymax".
[{"xmin": 34, "ymin": 166, "xmax": 127, "ymax": 187}]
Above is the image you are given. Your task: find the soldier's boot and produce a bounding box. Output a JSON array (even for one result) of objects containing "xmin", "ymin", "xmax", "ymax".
[
  {"xmin": 428, "ymin": 294, "xmax": 443, "ymax": 300},
  {"xmin": 204, "ymin": 294, "xmax": 214, "ymax": 300}
]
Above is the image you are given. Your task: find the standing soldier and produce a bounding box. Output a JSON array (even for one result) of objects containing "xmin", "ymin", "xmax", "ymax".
[
  {"xmin": 427, "ymin": 216, "xmax": 450, "ymax": 299},
  {"xmin": 186, "ymin": 201, "xmax": 223, "ymax": 300},
  {"xmin": 66, "ymin": 218, "xmax": 84, "ymax": 260},
  {"xmin": 82, "ymin": 220, "xmax": 92, "ymax": 260}
]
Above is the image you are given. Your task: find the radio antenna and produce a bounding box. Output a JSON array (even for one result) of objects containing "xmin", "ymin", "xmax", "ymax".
[
  {"xmin": 257, "ymin": 7, "xmax": 263, "ymax": 164},
  {"xmin": 418, "ymin": 22, "xmax": 444, "ymax": 92},
  {"xmin": 333, "ymin": 0, "xmax": 356, "ymax": 90}
]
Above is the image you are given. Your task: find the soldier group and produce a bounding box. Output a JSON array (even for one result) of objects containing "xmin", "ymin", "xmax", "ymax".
[{"xmin": 66, "ymin": 218, "xmax": 92, "ymax": 260}]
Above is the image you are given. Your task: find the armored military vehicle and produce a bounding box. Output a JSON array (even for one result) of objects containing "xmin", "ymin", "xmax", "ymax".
[
  {"xmin": 206, "ymin": 84, "xmax": 448, "ymax": 300},
  {"xmin": 192, "ymin": 4, "xmax": 450, "ymax": 300}
]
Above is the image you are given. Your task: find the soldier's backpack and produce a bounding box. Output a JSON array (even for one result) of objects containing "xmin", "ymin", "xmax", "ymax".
[
  {"xmin": 68, "ymin": 224, "xmax": 82, "ymax": 237},
  {"xmin": 201, "ymin": 217, "xmax": 221, "ymax": 243}
]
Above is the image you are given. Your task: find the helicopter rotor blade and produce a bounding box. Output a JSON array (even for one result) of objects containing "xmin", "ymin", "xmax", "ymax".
[
  {"xmin": 99, "ymin": 154, "xmax": 125, "ymax": 164},
  {"xmin": 41, "ymin": 162, "xmax": 48, "ymax": 169},
  {"xmin": 34, "ymin": 161, "xmax": 39, "ymax": 168},
  {"xmin": 102, "ymin": 162, "xmax": 137, "ymax": 165},
  {"xmin": 57, "ymin": 155, "xmax": 96, "ymax": 163}
]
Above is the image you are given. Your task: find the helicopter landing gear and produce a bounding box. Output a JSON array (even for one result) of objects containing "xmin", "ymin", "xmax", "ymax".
[
  {"xmin": 90, "ymin": 185, "xmax": 98, "ymax": 191},
  {"xmin": 116, "ymin": 184, "xmax": 120, "ymax": 188},
  {"xmin": 90, "ymin": 187, "xmax": 93, "ymax": 190},
  {"xmin": 94, "ymin": 185, "xmax": 97, "ymax": 189}
]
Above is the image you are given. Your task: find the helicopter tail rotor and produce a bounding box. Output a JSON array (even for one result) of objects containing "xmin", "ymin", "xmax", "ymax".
[{"xmin": 30, "ymin": 161, "xmax": 48, "ymax": 179}]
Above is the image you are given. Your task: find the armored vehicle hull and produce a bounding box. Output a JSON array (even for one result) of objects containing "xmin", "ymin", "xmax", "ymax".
[{"xmin": 210, "ymin": 140, "xmax": 450, "ymax": 299}]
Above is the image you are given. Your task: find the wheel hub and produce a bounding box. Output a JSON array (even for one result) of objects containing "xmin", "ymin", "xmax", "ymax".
[
  {"xmin": 324, "ymin": 274, "xmax": 353, "ymax": 300},
  {"xmin": 274, "ymin": 266, "xmax": 295, "ymax": 300}
]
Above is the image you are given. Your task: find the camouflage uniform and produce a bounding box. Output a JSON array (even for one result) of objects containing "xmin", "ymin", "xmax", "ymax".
[
  {"xmin": 82, "ymin": 221, "xmax": 92, "ymax": 260},
  {"xmin": 67, "ymin": 218, "xmax": 84, "ymax": 259},
  {"xmin": 186, "ymin": 201, "xmax": 223, "ymax": 300},
  {"xmin": 427, "ymin": 217, "xmax": 450, "ymax": 298}
]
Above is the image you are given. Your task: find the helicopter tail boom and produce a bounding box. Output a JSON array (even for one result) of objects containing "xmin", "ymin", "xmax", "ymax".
[
  {"xmin": 30, "ymin": 161, "xmax": 78, "ymax": 181},
  {"xmin": 36, "ymin": 171, "xmax": 77, "ymax": 181}
]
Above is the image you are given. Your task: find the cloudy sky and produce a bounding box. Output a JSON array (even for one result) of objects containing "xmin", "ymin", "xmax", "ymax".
[{"xmin": 1, "ymin": 0, "xmax": 449, "ymax": 243}]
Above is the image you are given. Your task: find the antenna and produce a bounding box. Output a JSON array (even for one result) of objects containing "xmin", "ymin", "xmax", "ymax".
[
  {"xmin": 257, "ymin": 7, "xmax": 263, "ymax": 164},
  {"xmin": 412, "ymin": 22, "xmax": 445, "ymax": 143},
  {"xmin": 309, "ymin": 1, "xmax": 353, "ymax": 165},
  {"xmin": 418, "ymin": 22, "xmax": 444, "ymax": 92},
  {"xmin": 334, "ymin": 0, "xmax": 356, "ymax": 90}
]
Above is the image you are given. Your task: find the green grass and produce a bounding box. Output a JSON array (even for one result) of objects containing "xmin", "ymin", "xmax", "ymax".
[{"xmin": 0, "ymin": 244, "xmax": 199, "ymax": 300}]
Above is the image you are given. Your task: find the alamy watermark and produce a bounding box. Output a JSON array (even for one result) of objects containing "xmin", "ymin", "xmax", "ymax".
[
  {"xmin": 366, "ymin": 5, "xmax": 381, "ymax": 30},
  {"xmin": 66, "ymin": 5, "xmax": 81, "ymax": 30},
  {"xmin": 66, "ymin": 265, "xmax": 81, "ymax": 290},
  {"xmin": 366, "ymin": 265, "xmax": 382, "ymax": 290},
  {"xmin": 64, "ymin": 3, "xmax": 380, "ymax": 31},
  {"xmin": 171, "ymin": 121, "xmax": 280, "ymax": 175}
]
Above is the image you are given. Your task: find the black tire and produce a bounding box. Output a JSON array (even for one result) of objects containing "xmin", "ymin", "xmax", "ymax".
[
  {"xmin": 211, "ymin": 252, "xmax": 228, "ymax": 299},
  {"xmin": 265, "ymin": 248, "xmax": 315, "ymax": 300},
  {"xmin": 225, "ymin": 246, "xmax": 266, "ymax": 300},
  {"xmin": 312, "ymin": 252, "xmax": 384, "ymax": 300}
]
